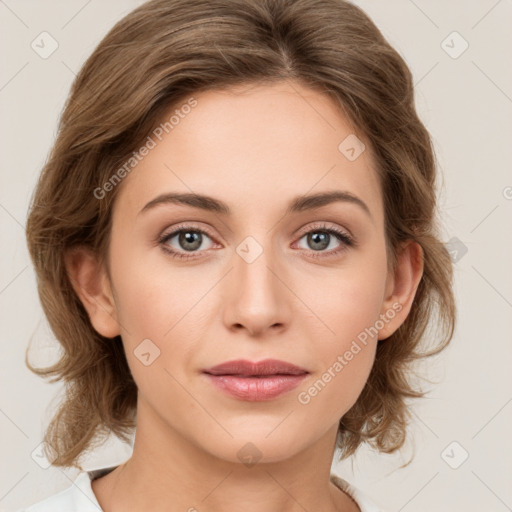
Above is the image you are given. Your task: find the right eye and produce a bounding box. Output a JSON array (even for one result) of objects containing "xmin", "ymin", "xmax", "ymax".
[{"xmin": 158, "ymin": 225, "xmax": 217, "ymax": 260}]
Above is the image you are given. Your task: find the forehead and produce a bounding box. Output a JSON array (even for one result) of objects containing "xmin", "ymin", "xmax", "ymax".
[{"xmin": 113, "ymin": 80, "xmax": 383, "ymax": 224}]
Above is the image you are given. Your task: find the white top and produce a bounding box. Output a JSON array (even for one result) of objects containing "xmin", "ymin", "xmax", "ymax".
[{"xmin": 19, "ymin": 466, "xmax": 384, "ymax": 512}]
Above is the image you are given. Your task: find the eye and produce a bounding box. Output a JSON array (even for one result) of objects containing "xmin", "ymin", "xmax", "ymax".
[
  {"xmin": 294, "ymin": 223, "xmax": 355, "ymax": 259},
  {"xmin": 158, "ymin": 224, "xmax": 216, "ymax": 260}
]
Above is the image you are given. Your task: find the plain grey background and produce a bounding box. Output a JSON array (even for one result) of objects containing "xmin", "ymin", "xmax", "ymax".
[{"xmin": 1, "ymin": 1, "xmax": 511, "ymax": 511}]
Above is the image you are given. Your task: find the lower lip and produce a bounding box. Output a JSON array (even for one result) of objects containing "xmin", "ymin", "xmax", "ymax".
[{"xmin": 203, "ymin": 373, "xmax": 308, "ymax": 401}]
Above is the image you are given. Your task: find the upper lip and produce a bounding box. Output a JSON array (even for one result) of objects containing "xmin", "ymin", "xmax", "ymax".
[{"xmin": 203, "ymin": 359, "xmax": 309, "ymax": 376}]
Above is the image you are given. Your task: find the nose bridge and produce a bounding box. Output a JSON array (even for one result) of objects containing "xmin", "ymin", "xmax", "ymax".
[{"xmin": 224, "ymin": 234, "xmax": 289, "ymax": 335}]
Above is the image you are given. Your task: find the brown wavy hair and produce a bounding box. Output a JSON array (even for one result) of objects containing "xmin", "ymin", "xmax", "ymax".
[{"xmin": 25, "ymin": 0, "xmax": 456, "ymax": 470}]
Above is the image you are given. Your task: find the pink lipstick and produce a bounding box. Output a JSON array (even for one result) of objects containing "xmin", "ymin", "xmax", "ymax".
[{"xmin": 202, "ymin": 358, "xmax": 309, "ymax": 401}]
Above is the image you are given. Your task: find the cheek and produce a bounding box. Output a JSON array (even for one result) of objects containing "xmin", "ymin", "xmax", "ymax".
[
  {"xmin": 110, "ymin": 238, "xmax": 194, "ymax": 338},
  {"xmin": 296, "ymin": 251, "xmax": 387, "ymax": 413},
  {"xmin": 299, "ymin": 242, "xmax": 388, "ymax": 345},
  {"xmin": 108, "ymin": 247, "xmax": 212, "ymax": 383},
  {"xmin": 109, "ymin": 265, "xmax": 195, "ymax": 402},
  {"xmin": 296, "ymin": 288, "xmax": 381, "ymax": 423}
]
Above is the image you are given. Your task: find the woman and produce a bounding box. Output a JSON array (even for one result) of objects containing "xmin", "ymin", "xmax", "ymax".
[{"xmin": 21, "ymin": 0, "xmax": 455, "ymax": 510}]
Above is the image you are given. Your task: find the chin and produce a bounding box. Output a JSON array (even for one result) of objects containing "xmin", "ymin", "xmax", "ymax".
[{"xmin": 201, "ymin": 429, "xmax": 310, "ymax": 466}]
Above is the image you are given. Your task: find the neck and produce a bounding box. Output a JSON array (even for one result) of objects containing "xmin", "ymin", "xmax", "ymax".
[{"xmin": 92, "ymin": 398, "xmax": 359, "ymax": 512}]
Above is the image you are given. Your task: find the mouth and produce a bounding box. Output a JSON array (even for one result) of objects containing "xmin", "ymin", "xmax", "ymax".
[{"xmin": 202, "ymin": 359, "xmax": 309, "ymax": 401}]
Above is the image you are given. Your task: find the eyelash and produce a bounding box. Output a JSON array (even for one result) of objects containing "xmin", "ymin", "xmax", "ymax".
[{"xmin": 157, "ymin": 222, "xmax": 355, "ymax": 261}]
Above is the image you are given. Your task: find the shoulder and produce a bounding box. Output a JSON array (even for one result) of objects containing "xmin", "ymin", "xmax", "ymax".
[
  {"xmin": 18, "ymin": 466, "xmax": 117, "ymax": 512},
  {"xmin": 330, "ymin": 474, "xmax": 386, "ymax": 512}
]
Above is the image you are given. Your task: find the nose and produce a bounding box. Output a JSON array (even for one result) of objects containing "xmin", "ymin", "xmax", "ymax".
[{"xmin": 223, "ymin": 243, "xmax": 291, "ymax": 337}]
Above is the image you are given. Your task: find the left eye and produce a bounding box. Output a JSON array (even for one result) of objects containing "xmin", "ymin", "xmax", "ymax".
[
  {"xmin": 296, "ymin": 229, "xmax": 347, "ymax": 252},
  {"xmin": 293, "ymin": 224, "xmax": 355, "ymax": 259}
]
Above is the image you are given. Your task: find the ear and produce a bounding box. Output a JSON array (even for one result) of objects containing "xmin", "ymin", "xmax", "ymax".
[
  {"xmin": 64, "ymin": 246, "xmax": 121, "ymax": 339},
  {"xmin": 378, "ymin": 240, "xmax": 424, "ymax": 341}
]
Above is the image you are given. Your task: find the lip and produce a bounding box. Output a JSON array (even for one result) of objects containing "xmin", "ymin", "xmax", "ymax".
[
  {"xmin": 203, "ymin": 374, "xmax": 308, "ymax": 401},
  {"xmin": 202, "ymin": 359, "xmax": 309, "ymax": 401},
  {"xmin": 203, "ymin": 358, "xmax": 309, "ymax": 377}
]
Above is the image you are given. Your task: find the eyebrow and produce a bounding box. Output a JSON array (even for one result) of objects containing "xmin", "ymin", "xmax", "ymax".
[{"xmin": 139, "ymin": 190, "xmax": 372, "ymax": 219}]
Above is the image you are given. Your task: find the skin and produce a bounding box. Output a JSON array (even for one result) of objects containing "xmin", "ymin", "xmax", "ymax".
[{"xmin": 66, "ymin": 79, "xmax": 423, "ymax": 512}]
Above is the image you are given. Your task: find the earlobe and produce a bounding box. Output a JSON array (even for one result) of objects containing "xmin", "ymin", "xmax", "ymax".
[
  {"xmin": 378, "ymin": 240, "xmax": 424, "ymax": 341},
  {"xmin": 64, "ymin": 246, "xmax": 121, "ymax": 339}
]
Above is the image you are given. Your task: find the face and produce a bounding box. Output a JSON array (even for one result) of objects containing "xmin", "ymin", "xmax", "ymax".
[{"xmin": 100, "ymin": 80, "xmax": 398, "ymax": 463}]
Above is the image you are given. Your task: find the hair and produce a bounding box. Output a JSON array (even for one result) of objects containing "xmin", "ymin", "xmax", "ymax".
[{"xmin": 25, "ymin": 0, "xmax": 456, "ymax": 470}]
